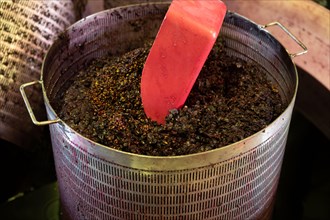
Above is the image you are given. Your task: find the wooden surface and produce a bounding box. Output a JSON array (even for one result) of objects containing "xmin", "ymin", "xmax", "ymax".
[{"xmin": 225, "ymin": 0, "xmax": 330, "ymax": 91}]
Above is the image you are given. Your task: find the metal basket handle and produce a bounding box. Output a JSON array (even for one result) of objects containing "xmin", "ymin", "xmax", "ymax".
[
  {"xmin": 20, "ymin": 81, "xmax": 61, "ymax": 126},
  {"xmin": 261, "ymin": 21, "xmax": 308, "ymax": 58}
]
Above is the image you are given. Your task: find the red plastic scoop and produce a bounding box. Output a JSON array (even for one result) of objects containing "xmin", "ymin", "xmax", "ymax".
[{"xmin": 141, "ymin": 0, "xmax": 227, "ymax": 124}]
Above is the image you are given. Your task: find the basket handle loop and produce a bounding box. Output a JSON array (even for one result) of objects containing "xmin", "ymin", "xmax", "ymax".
[
  {"xmin": 20, "ymin": 81, "xmax": 61, "ymax": 126},
  {"xmin": 261, "ymin": 21, "xmax": 308, "ymax": 58}
]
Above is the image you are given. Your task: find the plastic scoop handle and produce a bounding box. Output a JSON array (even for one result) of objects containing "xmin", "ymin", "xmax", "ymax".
[{"xmin": 141, "ymin": 0, "xmax": 227, "ymax": 124}]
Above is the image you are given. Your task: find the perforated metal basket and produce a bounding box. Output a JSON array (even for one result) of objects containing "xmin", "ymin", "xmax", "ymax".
[
  {"xmin": 104, "ymin": 0, "xmax": 170, "ymax": 9},
  {"xmin": 20, "ymin": 3, "xmax": 307, "ymax": 219},
  {"xmin": 0, "ymin": 0, "xmax": 86, "ymax": 149}
]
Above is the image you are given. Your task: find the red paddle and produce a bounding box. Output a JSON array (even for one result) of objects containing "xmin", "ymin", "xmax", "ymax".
[{"xmin": 141, "ymin": 0, "xmax": 227, "ymax": 124}]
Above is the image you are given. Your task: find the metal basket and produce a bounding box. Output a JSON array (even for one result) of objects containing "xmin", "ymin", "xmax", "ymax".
[
  {"xmin": 0, "ymin": 0, "xmax": 86, "ymax": 149},
  {"xmin": 21, "ymin": 3, "xmax": 307, "ymax": 219},
  {"xmin": 104, "ymin": 0, "xmax": 170, "ymax": 9}
]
